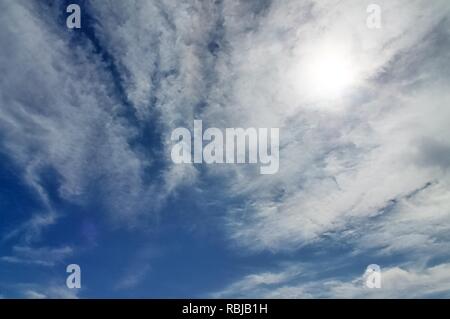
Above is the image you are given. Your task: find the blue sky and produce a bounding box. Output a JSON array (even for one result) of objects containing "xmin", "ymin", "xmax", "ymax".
[{"xmin": 1, "ymin": 0, "xmax": 450, "ymax": 298}]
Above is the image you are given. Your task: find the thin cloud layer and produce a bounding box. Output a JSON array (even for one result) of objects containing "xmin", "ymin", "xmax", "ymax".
[
  {"xmin": 0, "ymin": 0, "xmax": 449, "ymax": 298},
  {"xmin": 214, "ymin": 262, "xmax": 450, "ymax": 298}
]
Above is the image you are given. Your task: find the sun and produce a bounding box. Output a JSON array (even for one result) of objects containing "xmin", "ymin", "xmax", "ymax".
[
  {"xmin": 305, "ymin": 51, "xmax": 356, "ymax": 98},
  {"xmin": 291, "ymin": 41, "xmax": 359, "ymax": 104}
]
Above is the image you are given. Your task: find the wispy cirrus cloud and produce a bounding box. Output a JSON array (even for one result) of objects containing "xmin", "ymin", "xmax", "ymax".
[
  {"xmin": 1, "ymin": 245, "xmax": 73, "ymax": 267},
  {"xmin": 0, "ymin": 0, "xmax": 184, "ymax": 232},
  {"xmin": 1, "ymin": 0, "xmax": 450, "ymax": 298},
  {"xmin": 201, "ymin": 0, "xmax": 450, "ymax": 254},
  {"xmin": 14, "ymin": 282, "xmax": 79, "ymax": 299},
  {"xmin": 213, "ymin": 262, "xmax": 450, "ymax": 298}
]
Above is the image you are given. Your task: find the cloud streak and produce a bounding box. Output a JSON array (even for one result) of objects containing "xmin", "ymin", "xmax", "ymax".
[{"xmin": 1, "ymin": 0, "xmax": 450, "ymax": 298}]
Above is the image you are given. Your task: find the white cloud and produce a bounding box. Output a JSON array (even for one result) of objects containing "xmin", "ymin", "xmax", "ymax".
[
  {"xmin": 0, "ymin": 0, "xmax": 188, "ymax": 234},
  {"xmin": 21, "ymin": 284, "xmax": 79, "ymax": 299},
  {"xmin": 1, "ymin": 245, "xmax": 73, "ymax": 267},
  {"xmin": 214, "ymin": 262, "xmax": 450, "ymax": 298},
  {"xmin": 1, "ymin": 281, "xmax": 80, "ymax": 299},
  {"xmin": 190, "ymin": 0, "xmax": 450, "ymax": 258},
  {"xmin": 1, "ymin": 0, "xmax": 450, "ymax": 299}
]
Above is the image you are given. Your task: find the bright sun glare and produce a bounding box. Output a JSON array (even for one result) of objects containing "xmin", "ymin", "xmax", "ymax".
[
  {"xmin": 292, "ymin": 42, "xmax": 359, "ymax": 104},
  {"xmin": 305, "ymin": 51, "xmax": 356, "ymax": 97}
]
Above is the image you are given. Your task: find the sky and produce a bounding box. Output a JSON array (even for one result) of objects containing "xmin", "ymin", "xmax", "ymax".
[{"xmin": 1, "ymin": 0, "xmax": 450, "ymax": 298}]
